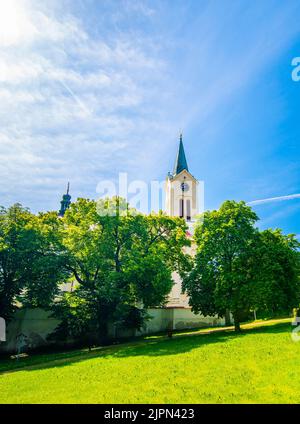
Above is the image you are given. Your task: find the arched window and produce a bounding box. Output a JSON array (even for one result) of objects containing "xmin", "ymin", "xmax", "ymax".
[
  {"xmin": 179, "ymin": 198, "xmax": 184, "ymax": 218},
  {"xmin": 186, "ymin": 199, "xmax": 191, "ymax": 221}
]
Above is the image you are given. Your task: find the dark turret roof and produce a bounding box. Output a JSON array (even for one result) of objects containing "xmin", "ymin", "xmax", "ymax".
[
  {"xmin": 58, "ymin": 182, "xmax": 71, "ymax": 217},
  {"xmin": 173, "ymin": 134, "xmax": 189, "ymax": 175}
]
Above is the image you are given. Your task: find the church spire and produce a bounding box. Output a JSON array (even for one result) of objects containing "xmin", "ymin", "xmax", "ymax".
[
  {"xmin": 58, "ymin": 182, "xmax": 71, "ymax": 217},
  {"xmin": 173, "ymin": 133, "xmax": 189, "ymax": 175}
]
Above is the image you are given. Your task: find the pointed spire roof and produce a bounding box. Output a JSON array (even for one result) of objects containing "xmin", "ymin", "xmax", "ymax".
[{"xmin": 173, "ymin": 133, "xmax": 189, "ymax": 175}]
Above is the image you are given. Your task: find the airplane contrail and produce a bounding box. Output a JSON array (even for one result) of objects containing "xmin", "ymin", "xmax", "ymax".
[
  {"xmin": 247, "ymin": 193, "xmax": 300, "ymax": 206},
  {"xmin": 59, "ymin": 80, "xmax": 92, "ymax": 116}
]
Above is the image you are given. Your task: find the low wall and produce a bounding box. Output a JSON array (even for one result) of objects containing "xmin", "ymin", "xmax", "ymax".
[
  {"xmin": 172, "ymin": 308, "xmax": 224, "ymax": 330},
  {"xmin": 139, "ymin": 308, "xmax": 225, "ymax": 334},
  {"xmin": 0, "ymin": 307, "xmax": 225, "ymax": 354},
  {"xmin": 140, "ymin": 308, "xmax": 173, "ymax": 334},
  {"xmin": 0, "ymin": 308, "xmax": 60, "ymax": 354}
]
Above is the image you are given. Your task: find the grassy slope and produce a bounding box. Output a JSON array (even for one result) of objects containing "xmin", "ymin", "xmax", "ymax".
[{"xmin": 0, "ymin": 318, "xmax": 299, "ymax": 404}]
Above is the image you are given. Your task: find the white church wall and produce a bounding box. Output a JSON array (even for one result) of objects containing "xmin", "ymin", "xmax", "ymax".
[
  {"xmin": 165, "ymin": 171, "xmax": 199, "ymax": 221},
  {"xmin": 145, "ymin": 308, "xmax": 172, "ymax": 333},
  {"xmin": 136, "ymin": 307, "xmax": 225, "ymax": 335},
  {"xmin": 172, "ymin": 308, "xmax": 225, "ymax": 330}
]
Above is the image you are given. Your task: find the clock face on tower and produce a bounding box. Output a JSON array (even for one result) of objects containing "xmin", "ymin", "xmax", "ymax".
[{"xmin": 181, "ymin": 182, "xmax": 189, "ymax": 192}]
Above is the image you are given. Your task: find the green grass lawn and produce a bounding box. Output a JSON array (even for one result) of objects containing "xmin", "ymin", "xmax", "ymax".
[{"xmin": 0, "ymin": 318, "xmax": 299, "ymax": 404}]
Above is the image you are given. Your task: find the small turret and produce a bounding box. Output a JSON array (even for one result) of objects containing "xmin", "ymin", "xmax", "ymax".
[{"xmin": 58, "ymin": 182, "xmax": 71, "ymax": 217}]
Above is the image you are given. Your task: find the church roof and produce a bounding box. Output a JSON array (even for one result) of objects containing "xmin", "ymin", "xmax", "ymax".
[{"xmin": 173, "ymin": 134, "xmax": 189, "ymax": 175}]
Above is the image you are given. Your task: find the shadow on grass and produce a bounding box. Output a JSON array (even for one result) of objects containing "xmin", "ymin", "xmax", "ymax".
[{"xmin": 0, "ymin": 322, "xmax": 291, "ymax": 375}]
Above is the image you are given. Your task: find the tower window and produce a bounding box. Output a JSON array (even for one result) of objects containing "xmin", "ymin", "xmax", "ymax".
[
  {"xmin": 186, "ymin": 199, "xmax": 191, "ymax": 221},
  {"xmin": 179, "ymin": 199, "xmax": 184, "ymax": 218}
]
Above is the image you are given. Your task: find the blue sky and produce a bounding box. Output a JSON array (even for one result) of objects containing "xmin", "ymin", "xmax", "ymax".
[{"xmin": 0, "ymin": 0, "xmax": 299, "ymax": 236}]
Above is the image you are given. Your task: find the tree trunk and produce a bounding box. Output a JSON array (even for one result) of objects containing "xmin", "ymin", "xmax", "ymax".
[
  {"xmin": 225, "ymin": 309, "xmax": 231, "ymax": 326},
  {"xmin": 234, "ymin": 320, "xmax": 241, "ymax": 332},
  {"xmin": 233, "ymin": 311, "xmax": 242, "ymax": 332}
]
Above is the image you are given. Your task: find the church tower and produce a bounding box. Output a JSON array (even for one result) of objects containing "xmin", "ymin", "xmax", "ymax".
[
  {"xmin": 164, "ymin": 137, "xmax": 224, "ymax": 326},
  {"xmin": 165, "ymin": 134, "xmax": 199, "ymax": 224},
  {"xmin": 58, "ymin": 182, "xmax": 71, "ymax": 217},
  {"xmin": 165, "ymin": 135, "xmax": 199, "ymax": 308}
]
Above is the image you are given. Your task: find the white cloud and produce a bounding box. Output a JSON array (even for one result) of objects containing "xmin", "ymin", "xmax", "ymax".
[
  {"xmin": 0, "ymin": 0, "xmax": 176, "ymax": 212},
  {"xmin": 1, "ymin": 0, "xmax": 299, "ymax": 214},
  {"xmin": 247, "ymin": 194, "xmax": 300, "ymax": 206}
]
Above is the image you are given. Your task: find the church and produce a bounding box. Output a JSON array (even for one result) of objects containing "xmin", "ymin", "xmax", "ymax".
[
  {"xmin": 162, "ymin": 136, "xmax": 224, "ymax": 329},
  {"xmin": 152, "ymin": 135, "xmax": 224, "ymax": 331},
  {"xmin": 58, "ymin": 135, "xmax": 225, "ymax": 333},
  {"xmin": 165, "ymin": 134, "xmax": 199, "ymax": 309},
  {"xmin": 1, "ymin": 135, "xmax": 225, "ymax": 354}
]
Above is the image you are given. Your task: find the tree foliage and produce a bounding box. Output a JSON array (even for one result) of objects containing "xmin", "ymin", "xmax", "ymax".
[
  {"xmin": 54, "ymin": 197, "xmax": 190, "ymax": 342},
  {"xmin": 251, "ymin": 229, "xmax": 300, "ymax": 313},
  {"xmin": 183, "ymin": 200, "xmax": 300, "ymax": 331},
  {"xmin": 1, "ymin": 197, "xmax": 299, "ymax": 344},
  {"xmin": 0, "ymin": 205, "xmax": 67, "ymax": 319}
]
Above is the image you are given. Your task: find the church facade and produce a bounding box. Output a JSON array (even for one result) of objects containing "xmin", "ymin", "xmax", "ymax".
[{"xmin": 139, "ymin": 135, "xmax": 225, "ymax": 334}]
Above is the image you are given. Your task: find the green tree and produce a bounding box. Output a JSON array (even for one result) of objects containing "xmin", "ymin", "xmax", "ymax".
[
  {"xmin": 0, "ymin": 204, "xmax": 69, "ymax": 320},
  {"xmin": 183, "ymin": 200, "xmax": 300, "ymax": 331},
  {"xmin": 20, "ymin": 211, "xmax": 69, "ymax": 309},
  {"xmin": 56, "ymin": 197, "xmax": 190, "ymax": 343},
  {"xmin": 184, "ymin": 201, "xmax": 259, "ymax": 331},
  {"xmin": 250, "ymin": 229, "xmax": 300, "ymax": 315},
  {"xmin": 0, "ymin": 204, "xmax": 33, "ymax": 319}
]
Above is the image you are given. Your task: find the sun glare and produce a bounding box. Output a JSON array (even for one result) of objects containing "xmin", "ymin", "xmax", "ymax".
[{"xmin": 0, "ymin": 0, "xmax": 35, "ymax": 46}]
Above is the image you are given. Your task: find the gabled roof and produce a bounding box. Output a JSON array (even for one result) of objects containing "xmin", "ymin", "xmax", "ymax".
[{"xmin": 173, "ymin": 134, "xmax": 189, "ymax": 175}]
